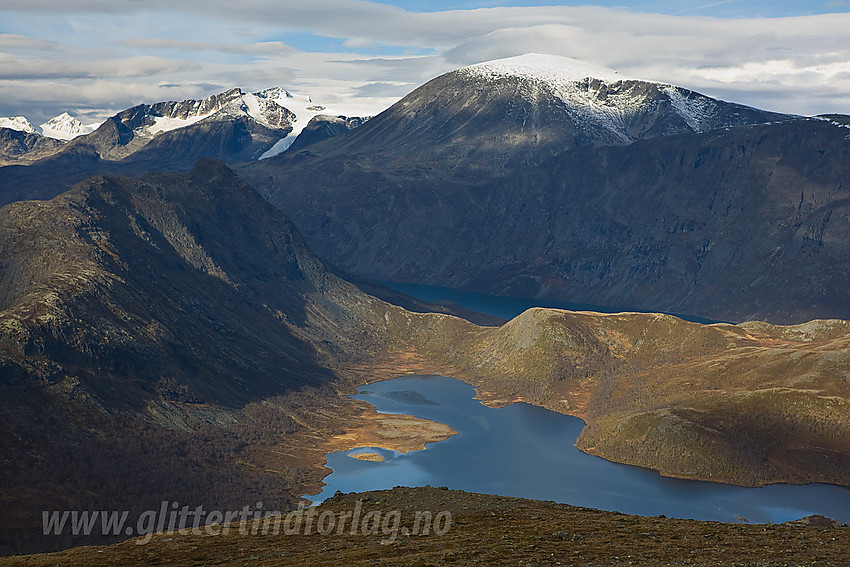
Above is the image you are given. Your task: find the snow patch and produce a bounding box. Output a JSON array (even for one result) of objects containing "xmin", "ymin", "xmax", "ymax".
[
  {"xmin": 663, "ymin": 87, "xmax": 714, "ymax": 133},
  {"xmin": 258, "ymin": 135, "xmax": 297, "ymax": 159},
  {"xmin": 241, "ymin": 92, "xmax": 263, "ymax": 123},
  {"xmin": 149, "ymin": 114, "xmax": 211, "ymax": 135},
  {"xmin": 812, "ymin": 116, "xmax": 850, "ymax": 130},
  {"xmin": 255, "ymin": 88, "xmax": 372, "ymax": 159}
]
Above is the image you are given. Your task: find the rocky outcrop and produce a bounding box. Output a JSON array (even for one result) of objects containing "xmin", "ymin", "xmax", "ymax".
[{"xmin": 0, "ymin": 127, "xmax": 65, "ymax": 166}]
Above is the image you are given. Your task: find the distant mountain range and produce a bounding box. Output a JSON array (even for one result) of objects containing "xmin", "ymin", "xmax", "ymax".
[
  {"xmin": 0, "ymin": 87, "xmax": 368, "ymax": 175},
  {"xmin": 256, "ymin": 54, "xmax": 786, "ymax": 175},
  {"xmin": 3, "ymin": 54, "xmax": 848, "ymax": 324}
]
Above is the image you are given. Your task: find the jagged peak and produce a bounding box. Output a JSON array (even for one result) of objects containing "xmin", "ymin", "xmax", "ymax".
[
  {"xmin": 40, "ymin": 112, "xmax": 99, "ymax": 141},
  {"xmin": 0, "ymin": 116, "xmax": 40, "ymax": 135},
  {"xmin": 255, "ymin": 87, "xmax": 293, "ymax": 100}
]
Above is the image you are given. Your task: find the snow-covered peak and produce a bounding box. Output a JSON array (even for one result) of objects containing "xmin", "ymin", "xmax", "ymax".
[
  {"xmin": 147, "ymin": 90, "xmax": 246, "ymax": 135},
  {"xmin": 463, "ymin": 53, "xmax": 627, "ymax": 85},
  {"xmin": 1, "ymin": 113, "xmax": 99, "ymax": 140},
  {"xmin": 40, "ymin": 112, "xmax": 99, "ymax": 141},
  {"xmin": 456, "ymin": 53, "xmax": 783, "ymax": 142},
  {"xmin": 0, "ymin": 116, "xmax": 40, "ymax": 134}
]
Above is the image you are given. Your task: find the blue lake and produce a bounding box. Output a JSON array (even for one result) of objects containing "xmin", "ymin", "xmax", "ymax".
[
  {"xmin": 309, "ymin": 375, "xmax": 850, "ymax": 524},
  {"xmin": 308, "ymin": 284, "xmax": 850, "ymax": 523}
]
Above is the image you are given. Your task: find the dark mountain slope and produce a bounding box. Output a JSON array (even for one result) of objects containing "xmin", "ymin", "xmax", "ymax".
[
  {"xmin": 0, "ymin": 161, "xmax": 335, "ymax": 407},
  {"xmin": 246, "ymin": 113, "xmax": 850, "ymax": 324}
]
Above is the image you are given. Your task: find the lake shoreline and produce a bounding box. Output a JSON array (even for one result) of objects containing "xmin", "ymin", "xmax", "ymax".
[{"xmin": 315, "ymin": 375, "xmax": 850, "ymax": 524}]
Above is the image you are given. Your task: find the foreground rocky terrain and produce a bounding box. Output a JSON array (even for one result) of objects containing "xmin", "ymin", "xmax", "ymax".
[{"xmin": 1, "ymin": 487, "xmax": 847, "ymax": 566}]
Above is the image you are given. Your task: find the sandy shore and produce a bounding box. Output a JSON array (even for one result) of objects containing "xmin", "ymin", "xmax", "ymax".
[
  {"xmin": 348, "ymin": 452, "xmax": 386, "ymax": 462},
  {"xmin": 326, "ymin": 411, "xmax": 456, "ymax": 455}
]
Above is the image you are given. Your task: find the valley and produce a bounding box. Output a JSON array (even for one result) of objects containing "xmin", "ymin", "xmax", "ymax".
[{"xmin": 1, "ymin": 52, "xmax": 850, "ymax": 564}]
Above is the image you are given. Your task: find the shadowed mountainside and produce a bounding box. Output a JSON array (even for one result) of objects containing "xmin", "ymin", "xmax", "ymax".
[
  {"xmin": 0, "ymin": 159, "xmax": 400, "ymax": 553},
  {"xmin": 245, "ymin": 114, "xmax": 850, "ymax": 324}
]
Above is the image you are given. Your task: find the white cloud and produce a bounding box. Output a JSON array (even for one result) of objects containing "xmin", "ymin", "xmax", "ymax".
[
  {"xmin": 342, "ymin": 37, "xmax": 374, "ymax": 48},
  {"xmin": 115, "ymin": 38, "xmax": 296, "ymax": 56},
  {"xmin": 0, "ymin": 53, "xmax": 195, "ymax": 80},
  {"xmin": 0, "ymin": 33, "xmax": 58, "ymax": 50}
]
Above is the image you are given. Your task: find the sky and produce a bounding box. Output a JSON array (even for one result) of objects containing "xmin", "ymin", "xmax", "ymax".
[{"xmin": 1, "ymin": 0, "xmax": 850, "ymax": 124}]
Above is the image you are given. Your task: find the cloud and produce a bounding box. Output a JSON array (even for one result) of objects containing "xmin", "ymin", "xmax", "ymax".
[
  {"xmin": 0, "ymin": 33, "xmax": 58, "ymax": 50},
  {"xmin": 343, "ymin": 37, "xmax": 374, "ymax": 48},
  {"xmin": 0, "ymin": 78, "xmax": 223, "ymax": 123},
  {"xmin": 115, "ymin": 38, "xmax": 296, "ymax": 56},
  {"xmin": 352, "ymin": 81, "xmax": 418, "ymax": 97},
  {"xmin": 0, "ymin": 54, "xmax": 195, "ymax": 80},
  {"xmin": 2, "ymin": 2, "xmax": 850, "ymax": 122}
]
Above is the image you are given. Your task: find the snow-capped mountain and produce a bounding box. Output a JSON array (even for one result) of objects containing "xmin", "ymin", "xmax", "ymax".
[
  {"xmin": 459, "ymin": 53, "xmax": 790, "ymax": 145},
  {"xmin": 1, "ymin": 86, "xmax": 372, "ymax": 171},
  {"xmin": 0, "ymin": 116, "xmax": 40, "ymax": 135},
  {"xmin": 120, "ymin": 85, "xmax": 365, "ymax": 159},
  {"xmin": 285, "ymin": 53, "xmax": 789, "ymax": 173},
  {"xmin": 39, "ymin": 113, "xmax": 100, "ymax": 141},
  {"xmin": 122, "ymin": 85, "xmax": 369, "ymax": 160},
  {"xmin": 143, "ymin": 88, "xmax": 293, "ymax": 134}
]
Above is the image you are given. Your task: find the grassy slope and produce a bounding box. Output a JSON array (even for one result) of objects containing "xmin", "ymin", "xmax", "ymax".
[{"xmin": 377, "ymin": 308, "xmax": 850, "ymax": 487}]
